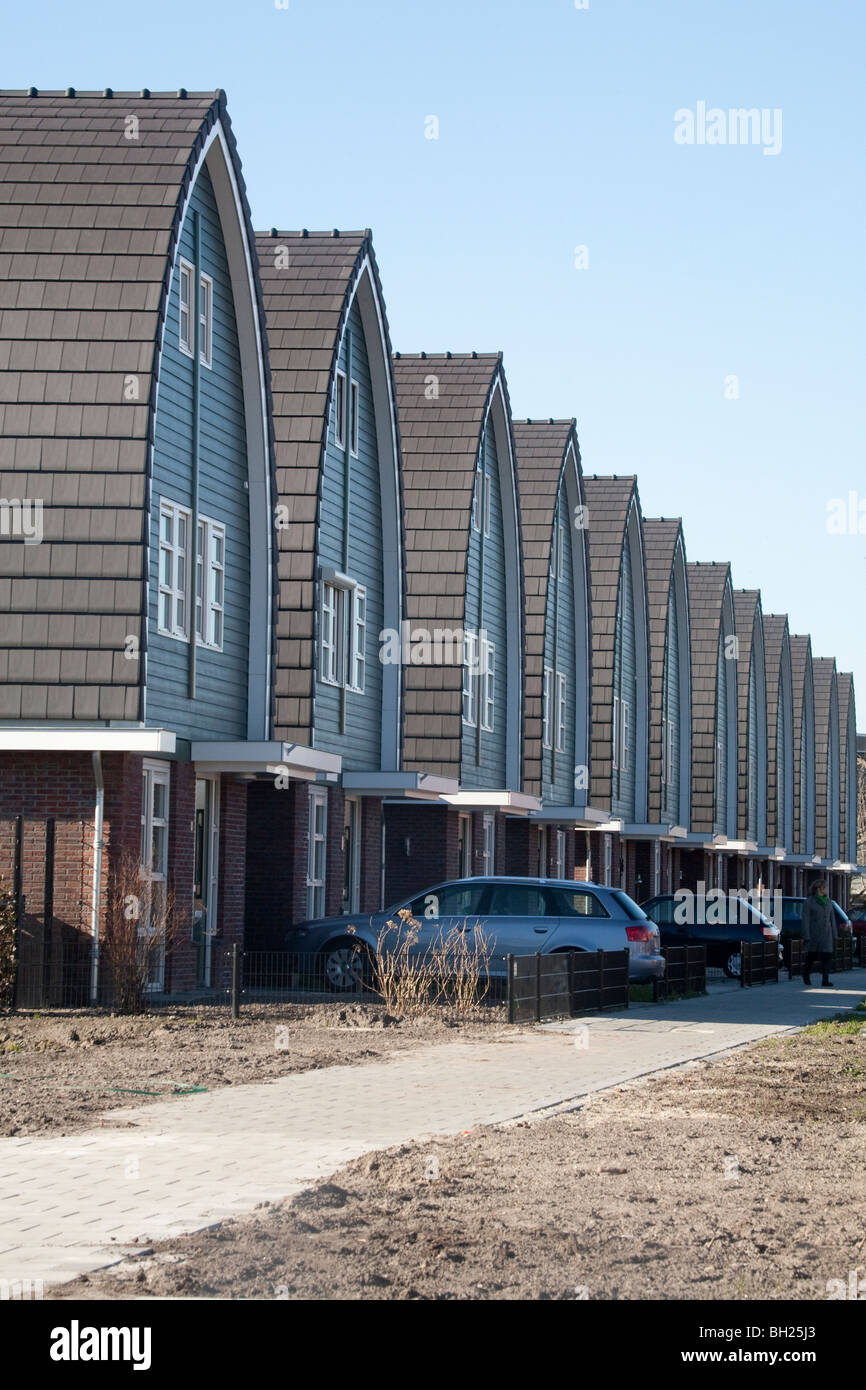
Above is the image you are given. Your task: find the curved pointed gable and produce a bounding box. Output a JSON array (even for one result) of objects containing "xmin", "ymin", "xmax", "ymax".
[
  {"xmin": 813, "ymin": 656, "xmax": 840, "ymax": 860},
  {"xmin": 256, "ymin": 229, "xmax": 402, "ymax": 759},
  {"xmin": 643, "ymin": 519, "xmax": 690, "ymax": 827},
  {"xmin": 837, "ymin": 673, "xmax": 857, "ymax": 863},
  {"xmin": 733, "ymin": 589, "xmax": 767, "ymax": 843},
  {"xmin": 790, "ymin": 634, "xmax": 815, "ymax": 855},
  {"xmin": 686, "ymin": 562, "xmax": 737, "ymax": 836},
  {"xmin": 763, "ymin": 614, "xmax": 793, "ymax": 849},
  {"xmin": 583, "ymin": 475, "xmax": 649, "ymax": 819},
  {"xmin": 0, "ymin": 87, "xmax": 273, "ymax": 725},
  {"xmin": 512, "ymin": 419, "xmax": 590, "ymax": 800},
  {"xmin": 394, "ymin": 352, "xmax": 522, "ymax": 785}
]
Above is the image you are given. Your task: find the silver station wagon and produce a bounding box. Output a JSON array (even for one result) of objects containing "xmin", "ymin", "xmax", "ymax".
[{"xmin": 284, "ymin": 875, "xmax": 666, "ymax": 991}]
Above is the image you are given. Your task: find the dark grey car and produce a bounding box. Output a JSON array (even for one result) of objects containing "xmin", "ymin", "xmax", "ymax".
[{"xmin": 285, "ymin": 876, "xmax": 666, "ymax": 991}]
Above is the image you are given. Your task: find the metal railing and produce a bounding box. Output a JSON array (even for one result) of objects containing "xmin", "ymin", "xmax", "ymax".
[{"xmin": 505, "ymin": 949, "xmax": 629, "ymax": 1024}]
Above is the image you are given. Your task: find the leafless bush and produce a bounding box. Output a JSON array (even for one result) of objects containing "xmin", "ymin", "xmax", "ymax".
[
  {"xmin": 101, "ymin": 851, "xmax": 183, "ymax": 1013},
  {"xmin": 0, "ymin": 879, "xmax": 17, "ymax": 1009},
  {"xmin": 431, "ymin": 919, "xmax": 492, "ymax": 1016}
]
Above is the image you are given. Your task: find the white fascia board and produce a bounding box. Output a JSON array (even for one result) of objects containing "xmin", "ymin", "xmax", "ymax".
[
  {"xmin": 530, "ymin": 804, "xmax": 608, "ymax": 825},
  {"xmin": 341, "ymin": 771, "xmax": 460, "ymax": 798},
  {"xmin": 440, "ymin": 790, "xmax": 542, "ymax": 815},
  {"xmin": 681, "ymin": 831, "xmax": 718, "ymax": 848},
  {"xmin": 620, "ymin": 823, "xmax": 672, "ymax": 839},
  {"xmin": 190, "ymin": 741, "xmax": 341, "ymax": 777},
  {"xmin": 0, "ymin": 727, "xmax": 176, "ymax": 754},
  {"xmin": 592, "ymin": 819, "xmax": 625, "ymax": 834}
]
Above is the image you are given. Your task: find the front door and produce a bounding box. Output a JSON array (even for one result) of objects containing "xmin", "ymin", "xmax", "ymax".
[
  {"xmin": 342, "ymin": 797, "xmax": 361, "ymax": 914},
  {"xmin": 193, "ymin": 775, "xmax": 219, "ymax": 987}
]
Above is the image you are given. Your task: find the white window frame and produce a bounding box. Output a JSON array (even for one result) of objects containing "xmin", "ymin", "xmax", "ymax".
[
  {"xmin": 141, "ymin": 761, "xmax": 171, "ymax": 991},
  {"xmin": 158, "ymin": 499, "xmax": 191, "ymax": 642},
  {"xmin": 178, "ymin": 259, "xmax": 212, "ymax": 368},
  {"xmin": 471, "ymin": 463, "xmax": 483, "ymax": 532},
  {"xmin": 462, "ymin": 629, "xmax": 478, "ymax": 727},
  {"xmin": 612, "ymin": 694, "xmax": 620, "ymax": 770},
  {"xmin": 199, "ymin": 271, "xmax": 213, "ymax": 369},
  {"xmin": 555, "ymin": 671, "xmax": 567, "ymax": 753},
  {"xmin": 482, "ymin": 469, "xmax": 491, "ymax": 539},
  {"xmin": 179, "ymin": 260, "xmax": 194, "ymax": 358},
  {"xmin": 458, "ymin": 812, "xmax": 473, "ymax": 878},
  {"xmin": 554, "ymin": 828, "xmax": 566, "ymax": 880},
  {"xmin": 666, "ymin": 718, "xmax": 676, "ymax": 788},
  {"xmin": 334, "ymin": 369, "xmax": 347, "ymax": 449},
  {"xmin": 306, "ymin": 787, "xmax": 328, "ymax": 920},
  {"xmin": 349, "ymin": 378, "xmax": 360, "ymax": 457},
  {"xmin": 195, "ymin": 515, "xmax": 226, "ymax": 652},
  {"xmin": 603, "ymin": 832, "xmax": 612, "ymax": 887},
  {"xmin": 481, "ymin": 639, "xmax": 495, "ymax": 732},
  {"xmin": 482, "ymin": 813, "xmax": 496, "ymax": 875},
  {"xmin": 319, "ymin": 573, "xmax": 365, "ymax": 693},
  {"xmin": 620, "ymin": 698, "xmax": 630, "ymax": 771},
  {"xmin": 558, "ymin": 521, "xmax": 567, "ymax": 581},
  {"xmin": 542, "ymin": 665, "xmax": 554, "ymax": 749}
]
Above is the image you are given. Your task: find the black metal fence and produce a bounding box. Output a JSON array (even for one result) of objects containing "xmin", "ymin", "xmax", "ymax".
[
  {"xmin": 740, "ymin": 940, "xmax": 781, "ymax": 986},
  {"xmin": 505, "ymin": 949, "xmax": 629, "ymax": 1024},
  {"xmin": 654, "ymin": 945, "xmax": 707, "ymax": 1000}
]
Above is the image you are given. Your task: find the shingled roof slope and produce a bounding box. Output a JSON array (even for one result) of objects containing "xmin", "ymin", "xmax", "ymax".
[
  {"xmin": 837, "ymin": 671, "xmax": 856, "ymax": 861},
  {"xmin": 643, "ymin": 519, "xmax": 687, "ymax": 824},
  {"xmin": 393, "ymin": 353, "xmax": 512, "ymax": 778},
  {"xmin": 762, "ymin": 614, "xmax": 790, "ymax": 848},
  {"xmin": 512, "ymin": 419, "xmax": 586, "ymax": 797},
  {"xmin": 733, "ymin": 589, "xmax": 764, "ymax": 841},
  {"xmin": 0, "ymin": 88, "xmax": 261, "ymax": 721},
  {"xmin": 254, "ymin": 229, "xmax": 399, "ymax": 742},
  {"xmin": 812, "ymin": 656, "xmax": 838, "ymax": 859},
  {"xmin": 789, "ymin": 634, "xmax": 814, "ymax": 854},
  {"xmin": 686, "ymin": 562, "xmax": 732, "ymax": 833},
  {"xmin": 582, "ymin": 475, "xmax": 645, "ymax": 811}
]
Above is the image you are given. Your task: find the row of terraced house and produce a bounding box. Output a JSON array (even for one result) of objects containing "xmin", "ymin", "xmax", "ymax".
[{"xmin": 0, "ymin": 89, "xmax": 859, "ymax": 996}]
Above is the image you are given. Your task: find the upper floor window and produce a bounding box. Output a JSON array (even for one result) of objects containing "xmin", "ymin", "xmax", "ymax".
[
  {"xmin": 556, "ymin": 672, "xmax": 567, "ymax": 752},
  {"xmin": 558, "ymin": 521, "xmax": 567, "ymax": 581},
  {"xmin": 350, "ymin": 379, "xmax": 360, "ymax": 457},
  {"xmin": 334, "ymin": 370, "xmax": 347, "ymax": 449},
  {"xmin": 471, "ymin": 463, "xmax": 483, "ymax": 532},
  {"xmin": 195, "ymin": 517, "xmax": 226, "ymax": 651},
  {"xmin": 319, "ymin": 573, "xmax": 366, "ymax": 693},
  {"xmin": 462, "ymin": 630, "xmax": 478, "ymax": 726},
  {"xmin": 542, "ymin": 665, "xmax": 554, "ymax": 749},
  {"xmin": 483, "ymin": 469, "xmax": 491, "ymax": 538},
  {"xmin": 481, "ymin": 639, "xmax": 495, "ymax": 731},
  {"xmin": 158, "ymin": 501, "xmax": 191, "ymax": 640},
  {"xmin": 178, "ymin": 259, "xmax": 213, "ymax": 368}
]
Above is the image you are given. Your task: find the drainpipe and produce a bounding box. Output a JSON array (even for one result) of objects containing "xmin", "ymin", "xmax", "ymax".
[{"xmin": 89, "ymin": 751, "xmax": 105, "ymax": 1004}]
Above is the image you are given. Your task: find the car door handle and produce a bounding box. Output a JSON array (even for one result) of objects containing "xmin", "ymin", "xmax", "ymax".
[{"xmin": 533, "ymin": 926, "xmax": 548, "ymax": 934}]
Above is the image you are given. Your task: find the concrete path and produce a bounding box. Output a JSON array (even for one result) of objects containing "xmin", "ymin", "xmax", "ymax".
[{"xmin": 1, "ymin": 970, "xmax": 864, "ymax": 1290}]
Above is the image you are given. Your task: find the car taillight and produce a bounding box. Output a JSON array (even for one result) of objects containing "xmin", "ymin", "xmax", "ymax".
[
  {"xmin": 761, "ymin": 925, "xmax": 776, "ymax": 938},
  {"xmin": 626, "ymin": 925, "xmax": 652, "ymax": 943}
]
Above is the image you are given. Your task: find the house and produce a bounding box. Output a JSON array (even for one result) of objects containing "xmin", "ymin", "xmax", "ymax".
[
  {"xmin": 788, "ymin": 634, "xmax": 817, "ymax": 889},
  {"xmin": 731, "ymin": 589, "xmax": 768, "ymax": 886},
  {"xmin": 0, "ymin": 88, "xmax": 278, "ymax": 999},
  {"xmin": 510, "ymin": 419, "xmax": 597, "ymax": 879},
  {"xmin": 812, "ymin": 657, "xmax": 841, "ymax": 882},
  {"xmin": 761, "ymin": 615, "xmax": 795, "ymax": 890},
  {"xmin": 244, "ymin": 229, "xmax": 403, "ymax": 945},
  {"xmin": 383, "ymin": 352, "xmax": 531, "ymax": 902}
]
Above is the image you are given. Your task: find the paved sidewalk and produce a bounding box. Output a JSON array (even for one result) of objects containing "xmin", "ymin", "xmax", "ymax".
[{"xmin": 1, "ymin": 971, "xmax": 863, "ymax": 1289}]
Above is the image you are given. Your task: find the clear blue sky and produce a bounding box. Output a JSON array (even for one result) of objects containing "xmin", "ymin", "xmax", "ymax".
[{"xmin": 4, "ymin": 0, "xmax": 864, "ymax": 710}]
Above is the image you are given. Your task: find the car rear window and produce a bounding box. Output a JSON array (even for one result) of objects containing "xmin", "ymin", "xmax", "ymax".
[{"xmin": 609, "ymin": 890, "xmax": 648, "ymax": 921}]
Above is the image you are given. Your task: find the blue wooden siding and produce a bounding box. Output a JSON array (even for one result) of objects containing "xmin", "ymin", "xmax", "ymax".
[
  {"xmin": 799, "ymin": 715, "xmax": 808, "ymax": 851},
  {"xmin": 147, "ymin": 164, "xmax": 250, "ymax": 739},
  {"xmin": 662, "ymin": 582, "xmax": 680, "ymax": 820},
  {"xmin": 714, "ymin": 633, "xmax": 728, "ymax": 835},
  {"xmin": 313, "ymin": 296, "xmax": 384, "ymax": 769},
  {"xmin": 612, "ymin": 534, "xmax": 636, "ymax": 819},
  {"xmin": 541, "ymin": 489, "xmax": 576, "ymax": 802},
  {"xmin": 462, "ymin": 416, "xmax": 507, "ymax": 787},
  {"xmin": 747, "ymin": 657, "xmax": 758, "ymax": 839},
  {"xmin": 776, "ymin": 674, "xmax": 786, "ymax": 845}
]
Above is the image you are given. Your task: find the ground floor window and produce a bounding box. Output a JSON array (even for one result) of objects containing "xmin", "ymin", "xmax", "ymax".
[
  {"xmin": 482, "ymin": 813, "xmax": 496, "ymax": 875},
  {"xmin": 307, "ymin": 788, "xmax": 328, "ymax": 919},
  {"xmin": 458, "ymin": 812, "xmax": 473, "ymax": 877},
  {"xmin": 553, "ymin": 828, "xmax": 566, "ymax": 880},
  {"xmin": 140, "ymin": 761, "xmax": 171, "ymax": 989}
]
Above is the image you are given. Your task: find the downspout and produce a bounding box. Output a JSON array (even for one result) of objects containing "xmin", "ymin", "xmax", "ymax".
[
  {"xmin": 341, "ymin": 327, "xmax": 353, "ymax": 736},
  {"xmin": 89, "ymin": 751, "xmax": 105, "ymax": 1004},
  {"xmin": 188, "ymin": 209, "xmax": 201, "ymax": 700}
]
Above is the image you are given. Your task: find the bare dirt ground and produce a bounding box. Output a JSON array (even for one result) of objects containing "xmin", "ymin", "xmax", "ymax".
[
  {"xmin": 54, "ymin": 1008, "xmax": 866, "ymax": 1301},
  {"xmin": 0, "ymin": 1002, "xmax": 507, "ymax": 1137}
]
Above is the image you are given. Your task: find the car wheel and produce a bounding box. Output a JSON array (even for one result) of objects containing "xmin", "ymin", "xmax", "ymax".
[
  {"xmin": 321, "ymin": 938, "xmax": 373, "ymax": 993},
  {"xmin": 723, "ymin": 950, "xmax": 742, "ymax": 979}
]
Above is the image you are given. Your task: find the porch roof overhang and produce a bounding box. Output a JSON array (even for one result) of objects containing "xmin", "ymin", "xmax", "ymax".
[
  {"xmin": 719, "ymin": 839, "xmax": 759, "ymax": 856},
  {"xmin": 0, "ymin": 725, "xmax": 177, "ymax": 755},
  {"xmin": 346, "ymin": 771, "xmax": 459, "ymax": 800},
  {"xmin": 190, "ymin": 740, "xmax": 340, "ymax": 781},
  {"xmin": 617, "ymin": 822, "xmax": 689, "ymax": 841},
  {"xmin": 784, "ymin": 853, "xmax": 822, "ymax": 865},
  {"xmin": 440, "ymin": 789, "xmax": 542, "ymax": 816},
  {"xmin": 680, "ymin": 831, "xmax": 720, "ymax": 850},
  {"xmin": 529, "ymin": 804, "xmax": 610, "ymax": 826},
  {"xmin": 756, "ymin": 845, "xmax": 787, "ymax": 861}
]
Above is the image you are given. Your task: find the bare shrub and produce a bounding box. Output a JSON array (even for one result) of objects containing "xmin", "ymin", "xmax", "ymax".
[
  {"xmin": 101, "ymin": 851, "xmax": 183, "ymax": 1013},
  {"xmin": 431, "ymin": 919, "xmax": 492, "ymax": 1016},
  {"xmin": 0, "ymin": 879, "xmax": 17, "ymax": 1009},
  {"xmin": 364, "ymin": 909, "xmax": 439, "ymax": 1018}
]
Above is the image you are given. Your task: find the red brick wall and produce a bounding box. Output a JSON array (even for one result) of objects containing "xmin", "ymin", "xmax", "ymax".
[
  {"xmin": 325, "ymin": 786, "xmax": 345, "ymax": 919},
  {"xmin": 360, "ymin": 798, "xmax": 383, "ymax": 911},
  {"xmin": 245, "ymin": 777, "xmax": 308, "ymax": 951},
  {"xmin": 383, "ymin": 804, "xmax": 459, "ymax": 903}
]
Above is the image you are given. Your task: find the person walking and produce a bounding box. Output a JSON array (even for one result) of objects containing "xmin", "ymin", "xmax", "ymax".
[{"xmin": 801, "ymin": 879, "xmax": 837, "ymax": 988}]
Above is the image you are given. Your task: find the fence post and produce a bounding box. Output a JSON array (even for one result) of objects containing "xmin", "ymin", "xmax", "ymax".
[
  {"xmin": 598, "ymin": 949, "xmax": 604, "ymax": 1010},
  {"xmin": 568, "ymin": 950, "xmax": 575, "ymax": 1016},
  {"xmin": 535, "ymin": 952, "xmax": 542, "ymax": 1023},
  {"xmin": 231, "ymin": 942, "xmax": 241, "ymax": 1018},
  {"xmin": 506, "ymin": 954, "xmax": 514, "ymax": 1024},
  {"xmin": 740, "ymin": 941, "xmax": 746, "ymax": 987}
]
